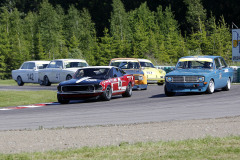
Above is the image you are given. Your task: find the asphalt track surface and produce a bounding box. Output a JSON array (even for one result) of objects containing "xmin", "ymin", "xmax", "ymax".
[{"xmin": 0, "ymin": 84, "xmax": 240, "ymax": 131}]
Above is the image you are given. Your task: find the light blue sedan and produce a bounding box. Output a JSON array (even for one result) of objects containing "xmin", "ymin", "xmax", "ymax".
[{"xmin": 164, "ymin": 56, "xmax": 233, "ymax": 96}]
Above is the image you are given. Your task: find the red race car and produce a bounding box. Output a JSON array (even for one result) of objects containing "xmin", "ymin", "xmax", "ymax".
[{"xmin": 57, "ymin": 66, "xmax": 135, "ymax": 104}]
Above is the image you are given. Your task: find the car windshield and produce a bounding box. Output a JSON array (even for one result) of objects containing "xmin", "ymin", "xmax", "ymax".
[
  {"xmin": 110, "ymin": 61, "xmax": 140, "ymax": 69},
  {"xmin": 140, "ymin": 62, "xmax": 154, "ymax": 68},
  {"xmin": 74, "ymin": 68, "xmax": 110, "ymax": 79},
  {"xmin": 176, "ymin": 61, "xmax": 213, "ymax": 69},
  {"xmin": 65, "ymin": 62, "xmax": 88, "ymax": 68}
]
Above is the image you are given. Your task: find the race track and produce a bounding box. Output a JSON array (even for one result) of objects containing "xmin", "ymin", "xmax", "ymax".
[{"xmin": 0, "ymin": 84, "xmax": 240, "ymax": 131}]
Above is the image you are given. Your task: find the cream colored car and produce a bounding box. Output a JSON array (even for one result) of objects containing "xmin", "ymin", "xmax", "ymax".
[
  {"xmin": 38, "ymin": 59, "xmax": 88, "ymax": 86},
  {"xmin": 138, "ymin": 59, "xmax": 166, "ymax": 85}
]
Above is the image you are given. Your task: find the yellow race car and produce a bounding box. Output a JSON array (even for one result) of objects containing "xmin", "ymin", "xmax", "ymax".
[
  {"xmin": 137, "ymin": 59, "xmax": 166, "ymax": 85},
  {"xmin": 109, "ymin": 58, "xmax": 148, "ymax": 90}
]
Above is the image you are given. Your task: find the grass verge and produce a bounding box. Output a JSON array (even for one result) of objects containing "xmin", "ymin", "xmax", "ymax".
[
  {"xmin": 0, "ymin": 136, "xmax": 240, "ymax": 159},
  {"xmin": 0, "ymin": 90, "xmax": 56, "ymax": 107},
  {"xmin": 0, "ymin": 79, "xmax": 18, "ymax": 86}
]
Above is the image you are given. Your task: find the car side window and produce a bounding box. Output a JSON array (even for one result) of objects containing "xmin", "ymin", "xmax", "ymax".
[
  {"xmin": 21, "ymin": 63, "xmax": 28, "ymax": 69},
  {"xmin": 116, "ymin": 68, "xmax": 124, "ymax": 77},
  {"xmin": 48, "ymin": 61, "xmax": 57, "ymax": 68},
  {"xmin": 28, "ymin": 62, "xmax": 35, "ymax": 69},
  {"xmin": 55, "ymin": 61, "xmax": 63, "ymax": 68},
  {"xmin": 219, "ymin": 58, "xmax": 227, "ymax": 68},
  {"xmin": 214, "ymin": 58, "xmax": 221, "ymax": 69}
]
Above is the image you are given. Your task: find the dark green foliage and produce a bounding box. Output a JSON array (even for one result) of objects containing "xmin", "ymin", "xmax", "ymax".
[{"xmin": 0, "ymin": 0, "xmax": 234, "ymax": 79}]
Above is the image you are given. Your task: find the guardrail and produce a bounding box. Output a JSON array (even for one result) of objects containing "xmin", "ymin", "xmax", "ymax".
[{"xmin": 155, "ymin": 66, "xmax": 240, "ymax": 83}]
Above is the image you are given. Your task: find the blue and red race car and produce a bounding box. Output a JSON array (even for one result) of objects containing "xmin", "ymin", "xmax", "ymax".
[{"xmin": 57, "ymin": 66, "xmax": 135, "ymax": 104}]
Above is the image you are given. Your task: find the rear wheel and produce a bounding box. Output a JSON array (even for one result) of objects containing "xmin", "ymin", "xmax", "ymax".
[
  {"xmin": 17, "ymin": 76, "xmax": 24, "ymax": 86},
  {"xmin": 66, "ymin": 75, "xmax": 72, "ymax": 80},
  {"xmin": 164, "ymin": 85, "xmax": 175, "ymax": 96},
  {"xmin": 57, "ymin": 94, "xmax": 70, "ymax": 104},
  {"xmin": 44, "ymin": 76, "xmax": 51, "ymax": 86},
  {"xmin": 222, "ymin": 78, "xmax": 231, "ymax": 91},
  {"xmin": 122, "ymin": 83, "xmax": 132, "ymax": 97},
  {"xmin": 101, "ymin": 86, "xmax": 112, "ymax": 101},
  {"xmin": 206, "ymin": 79, "xmax": 214, "ymax": 94}
]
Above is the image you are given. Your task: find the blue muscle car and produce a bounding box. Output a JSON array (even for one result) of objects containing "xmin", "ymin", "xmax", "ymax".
[{"xmin": 164, "ymin": 56, "xmax": 233, "ymax": 96}]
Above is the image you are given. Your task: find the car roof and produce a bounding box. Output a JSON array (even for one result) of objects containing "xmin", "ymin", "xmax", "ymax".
[
  {"xmin": 180, "ymin": 55, "xmax": 221, "ymax": 59},
  {"xmin": 111, "ymin": 58, "xmax": 139, "ymax": 61},
  {"xmin": 137, "ymin": 59, "xmax": 152, "ymax": 63},
  {"xmin": 81, "ymin": 66, "xmax": 115, "ymax": 69},
  {"xmin": 52, "ymin": 59, "xmax": 87, "ymax": 62},
  {"xmin": 24, "ymin": 60, "xmax": 50, "ymax": 63}
]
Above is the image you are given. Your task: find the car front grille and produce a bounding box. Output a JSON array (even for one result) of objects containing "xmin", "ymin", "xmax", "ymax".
[
  {"xmin": 58, "ymin": 85, "xmax": 102, "ymax": 92},
  {"xmin": 172, "ymin": 76, "xmax": 200, "ymax": 83}
]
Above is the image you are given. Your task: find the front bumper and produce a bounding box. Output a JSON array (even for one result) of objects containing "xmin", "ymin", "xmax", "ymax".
[
  {"xmin": 133, "ymin": 84, "xmax": 147, "ymax": 90},
  {"xmin": 165, "ymin": 82, "xmax": 208, "ymax": 92},
  {"xmin": 147, "ymin": 78, "xmax": 165, "ymax": 84}
]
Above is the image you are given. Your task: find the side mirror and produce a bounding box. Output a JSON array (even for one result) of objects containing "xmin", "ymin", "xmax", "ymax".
[{"xmin": 114, "ymin": 74, "xmax": 117, "ymax": 77}]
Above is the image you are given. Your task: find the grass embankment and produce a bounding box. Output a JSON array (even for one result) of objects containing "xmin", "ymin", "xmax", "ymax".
[
  {"xmin": 0, "ymin": 80, "xmax": 57, "ymax": 107},
  {"xmin": 0, "ymin": 90, "xmax": 56, "ymax": 107},
  {"xmin": 0, "ymin": 79, "xmax": 18, "ymax": 86},
  {"xmin": 0, "ymin": 136, "xmax": 240, "ymax": 159}
]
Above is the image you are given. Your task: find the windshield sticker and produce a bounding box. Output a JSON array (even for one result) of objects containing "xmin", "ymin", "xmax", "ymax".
[{"xmin": 179, "ymin": 58, "xmax": 213, "ymax": 62}]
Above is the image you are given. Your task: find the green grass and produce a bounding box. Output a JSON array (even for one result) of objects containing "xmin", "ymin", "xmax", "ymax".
[
  {"xmin": 0, "ymin": 79, "xmax": 19, "ymax": 86},
  {"xmin": 0, "ymin": 136, "xmax": 240, "ymax": 159},
  {"xmin": 0, "ymin": 90, "xmax": 57, "ymax": 107}
]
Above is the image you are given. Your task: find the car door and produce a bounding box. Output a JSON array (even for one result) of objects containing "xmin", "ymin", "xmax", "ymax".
[
  {"xmin": 218, "ymin": 57, "xmax": 229, "ymax": 87},
  {"xmin": 52, "ymin": 60, "xmax": 63, "ymax": 83},
  {"xmin": 19, "ymin": 62, "xmax": 29, "ymax": 82},
  {"xmin": 213, "ymin": 58, "xmax": 224, "ymax": 89},
  {"xmin": 26, "ymin": 62, "xmax": 37, "ymax": 83}
]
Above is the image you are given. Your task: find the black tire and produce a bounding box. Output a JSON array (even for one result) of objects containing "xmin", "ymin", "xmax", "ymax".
[
  {"xmin": 17, "ymin": 76, "xmax": 24, "ymax": 86},
  {"xmin": 122, "ymin": 83, "xmax": 132, "ymax": 97},
  {"xmin": 57, "ymin": 94, "xmax": 70, "ymax": 104},
  {"xmin": 164, "ymin": 85, "xmax": 175, "ymax": 96},
  {"xmin": 206, "ymin": 79, "xmax": 214, "ymax": 94},
  {"xmin": 44, "ymin": 76, "xmax": 51, "ymax": 86},
  {"xmin": 101, "ymin": 85, "xmax": 112, "ymax": 101},
  {"xmin": 222, "ymin": 78, "xmax": 231, "ymax": 91},
  {"xmin": 66, "ymin": 75, "xmax": 72, "ymax": 80}
]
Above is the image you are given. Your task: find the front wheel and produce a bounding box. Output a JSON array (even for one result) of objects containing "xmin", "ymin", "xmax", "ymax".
[
  {"xmin": 206, "ymin": 79, "xmax": 214, "ymax": 94},
  {"xmin": 101, "ymin": 86, "xmax": 112, "ymax": 101},
  {"xmin": 164, "ymin": 85, "xmax": 175, "ymax": 96},
  {"xmin": 222, "ymin": 78, "xmax": 231, "ymax": 91},
  {"xmin": 17, "ymin": 76, "xmax": 24, "ymax": 86},
  {"xmin": 57, "ymin": 94, "xmax": 70, "ymax": 104},
  {"xmin": 66, "ymin": 75, "xmax": 72, "ymax": 80},
  {"xmin": 122, "ymin": 83, "xmax": 132, "ymax": 97},
  {"xmin": 44, "ymin": 76, "xmax": 51, "ymax": 86}
]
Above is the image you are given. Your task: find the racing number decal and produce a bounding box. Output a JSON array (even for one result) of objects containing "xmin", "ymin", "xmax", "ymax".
[
  {"xmin": 118, "ymin": 78, "xmax": 122, "ymax": 88},
  {"xmin": 27, "ymin": 73, "xmax": 34, "ymax": 81}
]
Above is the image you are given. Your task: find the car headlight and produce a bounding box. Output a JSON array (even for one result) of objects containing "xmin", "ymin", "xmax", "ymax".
[
  {"xmin": 198, "ymin": 76, "xmax": 204, "ymax": 82},
  {"xmin": 166, "ymin": 76, "xmax": 173, "ymax": 82},
  {"xmin": 134, "ymin": 75, "xmax": 143, "ymax": 81},
  {"xmin": 138, "ymin": 75, "xmax": 143, "ymax": 80}
]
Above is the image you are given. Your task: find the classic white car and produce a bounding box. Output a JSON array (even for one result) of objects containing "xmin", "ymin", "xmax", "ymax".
[
  {"xmin": 38, "ymin": 59, "xmax": 88, "ymax": 86},
  {"xmin": 12, "ymin": 61, "xmax": 50, "ymax": 86}
]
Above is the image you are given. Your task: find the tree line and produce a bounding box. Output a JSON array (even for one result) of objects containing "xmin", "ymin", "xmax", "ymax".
[{"xmin": 0, "ymin": 0, "xmax": 232, "ymax": 79}]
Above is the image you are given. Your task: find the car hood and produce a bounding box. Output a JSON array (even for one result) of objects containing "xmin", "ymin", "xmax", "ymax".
[
  {"xmin": 122, "ymin": 69, "xmax": 144, "ymax": 75},
  {"xmin": 59, "ymin": 77, "xmax": 104, "ymax": 86},
  {"xmin": 166, "ymin": 69, "xmax": 213, "ymax": 76}
]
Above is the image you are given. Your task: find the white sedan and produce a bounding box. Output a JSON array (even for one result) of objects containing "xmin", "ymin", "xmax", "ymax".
[
  {"xmin": 12, "ymin": 61, "xmax": 50, "ymax": 86},
  {"xmin": 38, "ymin": 59, "xmax": 89, "ymax": 86}
]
